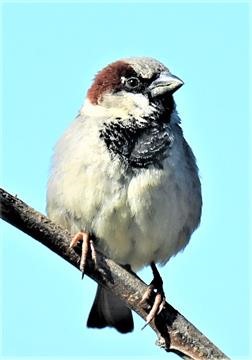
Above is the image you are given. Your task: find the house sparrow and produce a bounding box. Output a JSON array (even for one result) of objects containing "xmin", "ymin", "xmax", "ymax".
[{"xmin": 46, "ymin": 57, "xmax": 202, "ymax": 334}]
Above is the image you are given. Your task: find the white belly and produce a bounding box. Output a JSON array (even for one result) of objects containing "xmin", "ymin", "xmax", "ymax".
[
  {"xmin": 89, "ymin": 163, "xmax": 200, "ymax": 269},
  {"xmin": 47, "ymin": 119, "xmax": 201, "ymax": 270}
]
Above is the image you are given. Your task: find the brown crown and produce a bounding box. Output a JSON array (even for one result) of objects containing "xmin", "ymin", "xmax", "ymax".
[{"xmin": 87, "ymin": 60, "xmax": 137, "ymax": 104}]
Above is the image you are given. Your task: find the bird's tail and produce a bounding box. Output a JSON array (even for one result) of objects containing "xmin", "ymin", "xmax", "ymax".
[{"xmin": 87, "ymin": 284, "xmax": 134, "ymax": 333}]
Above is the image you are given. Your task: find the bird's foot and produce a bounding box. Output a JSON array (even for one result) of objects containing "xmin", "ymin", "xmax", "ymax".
[
  {"xmin": 70, "ymin": 231, "xmax": 97, "ymax": 279},
  {"xmin": 140, "ymin": 262, "xmax": 166, "ymax": 329}
]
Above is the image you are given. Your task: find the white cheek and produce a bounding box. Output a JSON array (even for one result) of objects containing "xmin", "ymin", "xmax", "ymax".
[
  {"xmin": 96, "ymin": 91, "xmax": 155, "ymax": 121},
  {"xmin": 126, "ymin": 92, "xmax": 149, "ymax": 110}
]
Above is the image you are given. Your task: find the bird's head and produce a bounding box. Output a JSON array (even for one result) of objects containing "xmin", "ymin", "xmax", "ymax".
[{"xmin": 84, "ymin": 57, "xmax": 184, "ymax": 123}]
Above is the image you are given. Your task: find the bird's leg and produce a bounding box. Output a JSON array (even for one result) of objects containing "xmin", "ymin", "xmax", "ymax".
[
  {"xmin": 70, "ymin": 231, "xmax": 97, "ymax": 279},
  {"xmin": 141, "ymin": 262, "xmax": 166, "ymax": 329}
]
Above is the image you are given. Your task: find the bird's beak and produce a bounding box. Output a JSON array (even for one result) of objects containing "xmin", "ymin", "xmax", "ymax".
[{"xmin": 148, "ymin": 71, "xmax": 184, "ymax": 98}]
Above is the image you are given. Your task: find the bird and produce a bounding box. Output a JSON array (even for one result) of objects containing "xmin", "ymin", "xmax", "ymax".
[{"xmin": 46, "ymin": 56, "xmax": 202, "ymax": 334}]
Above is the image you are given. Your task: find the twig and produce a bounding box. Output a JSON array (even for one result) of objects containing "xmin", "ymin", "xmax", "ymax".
[{"xmin": 0, "ymin": 187, "xmax": 229, "ymax": 360}]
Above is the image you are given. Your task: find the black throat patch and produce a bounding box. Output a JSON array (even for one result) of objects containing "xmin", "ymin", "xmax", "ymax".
[{"xmin": 99, "ymin": 115, "xmax": 174, "ymax": 169}]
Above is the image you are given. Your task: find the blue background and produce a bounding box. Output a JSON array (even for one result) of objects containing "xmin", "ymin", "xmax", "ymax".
[{"xmin": 1, "ymin": 1, "xmax": 250, "ymax": 359}]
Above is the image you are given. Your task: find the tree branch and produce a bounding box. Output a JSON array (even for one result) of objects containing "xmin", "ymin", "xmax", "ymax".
[{"xmin": 0, "ymin": 187, "xmax": 229, "ymax": 359}]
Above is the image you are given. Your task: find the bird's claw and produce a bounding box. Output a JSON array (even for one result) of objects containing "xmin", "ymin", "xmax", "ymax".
[
  {"xmin": 140, "ymin": 262, "xmax": 166, "ymax": 329},
  {"xmin": 70, "ymin": 231, "xmax": 97, "ymax": 278},
  {"xmin": 141, "ymin": 293, "xmax": 166, "ymax": 329}
]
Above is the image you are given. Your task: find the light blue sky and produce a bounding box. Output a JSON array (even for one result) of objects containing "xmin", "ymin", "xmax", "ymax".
[{"xmin": 1, "ymin": 1, "xmax": 250, "ymax": 359}]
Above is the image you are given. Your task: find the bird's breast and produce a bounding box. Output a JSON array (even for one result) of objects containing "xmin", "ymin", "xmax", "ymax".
[
  {"xmin": 99, "ymin": 120, "xmax": 174, "ymax": 170},
  {"xmin": 47, "ymin": 118, "xmax": 201, "ymax": 270}
]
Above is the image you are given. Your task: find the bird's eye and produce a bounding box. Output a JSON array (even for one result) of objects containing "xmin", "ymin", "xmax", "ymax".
[{"xmin": 124, "ymin": 77, "xmax": 141, "ymax": 90}]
